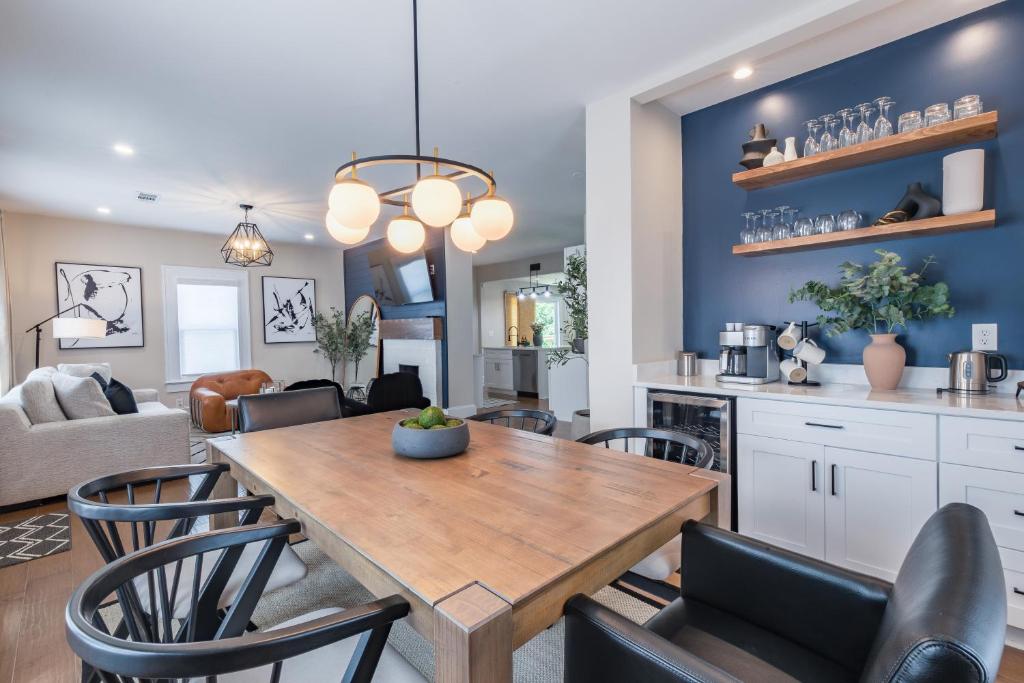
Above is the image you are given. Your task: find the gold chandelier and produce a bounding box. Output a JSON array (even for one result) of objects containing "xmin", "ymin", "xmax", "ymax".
[{"xmin": 324, "ymin": 0, "xmax": 513, "ymax": 253}]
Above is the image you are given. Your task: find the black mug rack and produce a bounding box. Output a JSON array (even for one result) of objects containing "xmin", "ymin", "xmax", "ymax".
[{"xmin": 783, "ymin": 320, "xmax": 821, "ymax": 387}]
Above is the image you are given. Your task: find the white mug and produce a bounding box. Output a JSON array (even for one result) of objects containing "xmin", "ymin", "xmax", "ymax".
[
  {"xmin": 794, "ymin": 338, "xmax": 826, "ymax": 365},
  {"xmin": 778, "ymin": 322, "xmax": 803, "ymax": 351},
  {"xmin": 780, "ymin": 358, "xmax": 807, "ymax": 383}
]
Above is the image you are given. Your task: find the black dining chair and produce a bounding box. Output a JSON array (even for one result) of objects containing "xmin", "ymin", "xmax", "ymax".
[
  {"xmin": 66, "ymin": 520, "xmax": 425, "ymax": 683},
  {"xmin": 564, "ymin": 503, "xmax": 1006, "ymax": 683},
  {"xmin": 284, "ymin": 379, "xmax": 374, "ymax": 418},
  {"xmin": 577, "ymin": 427, "xmax": 715, "ymax": 469},
  {"xmin": 576, "ymin": 428, "xmax": 715, "ymax": 590},
  {"xmin": 238, "ymin": 386, "xmax": 342, "ymax": 433},
  {"xmin": 68, "ymin": 463, "xmax": 307, "ymax": 628},
  {"xmin": 469, "ymin": 409, "xmax": 558, "ymax": 436}
]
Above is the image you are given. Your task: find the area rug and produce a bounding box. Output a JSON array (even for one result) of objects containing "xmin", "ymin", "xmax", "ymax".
[
  {"xmin": 480, "ymin": 396, "xmax": 518, "ymax": 409},
  {"xmin": 0, "ymin": 510, "xmax": 71, "ymax": 568}
]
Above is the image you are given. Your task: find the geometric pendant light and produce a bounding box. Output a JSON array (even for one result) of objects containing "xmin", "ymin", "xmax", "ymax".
[{"xmin": 221, "ymin": 203, "xmax": 273, "ymax": 267}]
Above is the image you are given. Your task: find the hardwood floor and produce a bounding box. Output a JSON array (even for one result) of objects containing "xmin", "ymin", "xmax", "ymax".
[
  {"xmin": 477, "ymin": 392, "xmax": 572, "ymax": 439},
  {"xmin": 3, "ymin": 474, "xmax": 1022, "ymax": 682}
]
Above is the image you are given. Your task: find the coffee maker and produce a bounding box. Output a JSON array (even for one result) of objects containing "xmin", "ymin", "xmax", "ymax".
[{"xmin": 717, "ymin": 324, "xmax": 780, "ymax": 385}]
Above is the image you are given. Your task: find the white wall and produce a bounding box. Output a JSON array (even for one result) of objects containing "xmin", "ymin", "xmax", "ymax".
[
  {"xmin": 5, "ymin": 212, "xmax": 345, "ymax": 405},
  {"xmin": 443, "ymin": 231, "xmax": 476, "ymax": 414},
  {"xmin": 584, "ymin": 96, "xmax": 683, "ymax": 429}
]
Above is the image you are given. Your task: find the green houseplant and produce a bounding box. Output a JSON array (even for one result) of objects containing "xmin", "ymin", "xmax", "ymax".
[
  {"xmin": 312, "ymin": 307, "xmax": 348, "ymax": 384},
  {"xmin": 547, "ymin": 251, "xmax": 588, "ymax": 368},
  {"xmin": 789, "ymin": 249, "xmax": 954, "ymax": 389},
  {"xmin": 345, "ymin": 311, "xmax": 376, "ymax": 382}
]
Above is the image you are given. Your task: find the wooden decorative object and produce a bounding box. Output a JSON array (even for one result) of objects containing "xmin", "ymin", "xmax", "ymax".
[
  {"xmin": 732, "ymin": 210, "xmax": 995, "ymax": 256},
  {"xmin": 379, "ymin": 317, "xmax": 443, "ymax": 340},
  {"xmin": 733, "ymin": 112, "xmax": 998, "ymax": 190}
]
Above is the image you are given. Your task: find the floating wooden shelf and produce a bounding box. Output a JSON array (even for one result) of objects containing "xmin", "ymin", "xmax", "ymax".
[
  {"xmin": 733, "ymin": 111, "xmax": 998, "ymax": 190},
  {"xmin": 732, "ymin": 210, "xmax": 995, "ymax": 256}
]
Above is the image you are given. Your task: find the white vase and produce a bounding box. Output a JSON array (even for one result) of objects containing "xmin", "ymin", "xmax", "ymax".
[
  {"xmin": 763, "ymin": 146, "xmax": 785, "ymax": 167},
  {"xmin": 570, "ymin": 409, "xmax": 591, "ymax": 440},
  {"xmin": 942, "ymin": 148, "xmax": 984, "ymax": 215},
  {"xmin": 783, "ymin": 136, "xmax": 798, "ymax": 161}
]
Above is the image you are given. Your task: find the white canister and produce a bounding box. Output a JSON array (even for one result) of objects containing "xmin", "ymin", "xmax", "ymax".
[
  {"xmin": 783, "ymin": 136, "xmax": 798, "ymax": 162},
  {"xmin": 942, "ymin": 149, "xmax": 984, "ymax": 215}
]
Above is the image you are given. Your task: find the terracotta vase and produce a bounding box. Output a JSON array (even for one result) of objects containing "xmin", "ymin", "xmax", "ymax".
[{"xmin": 863, "ymin": 333, "xmax": 906, "ymax": 390}]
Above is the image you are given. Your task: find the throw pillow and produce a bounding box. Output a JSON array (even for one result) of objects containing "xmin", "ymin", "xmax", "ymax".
[
  {"xmin": 51, "ymin": 372, "xmax": 116, "ymax": 420},
  {"xmin": 18, "ymin": 368, "xmax": 68, "ymax": 424},
  {"xmin": 57, "ymin": 362, "xmax": 113, "ymax": 384},
  {"xmin": 90, "ymin": 372, "xmax": 138, "ymax": 415}
]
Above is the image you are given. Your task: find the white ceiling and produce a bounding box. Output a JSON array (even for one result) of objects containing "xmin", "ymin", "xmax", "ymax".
[{"xmin": 0, "ymin": 0, "xmax": 997, "ymax": 265}]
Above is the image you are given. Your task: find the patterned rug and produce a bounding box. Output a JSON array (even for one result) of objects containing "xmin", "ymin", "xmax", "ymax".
[
  {"xmin": 0, "ymin": 510, "xmax": 72, "ymax": 568},
  {"xmin": 480, "ymin": 396, "xmax": 518, "ymax": 409}
]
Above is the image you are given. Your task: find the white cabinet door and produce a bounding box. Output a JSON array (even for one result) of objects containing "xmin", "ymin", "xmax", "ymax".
[
  {"xmin": 824, "ymin": 447, "xmax": 937, "ymax": 581},
  {"xmin": 738, "ymin": 435, "xmax": 825, "ymax": 559}
]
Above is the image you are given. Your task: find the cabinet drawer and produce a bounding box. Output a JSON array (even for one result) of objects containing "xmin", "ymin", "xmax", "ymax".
[
  {"xmin": 940, "ymin": 463, "xmax": 1024, "ymax": 551},
  {"xmin": 940, "ymin": 416, "xmax": 1024, "ymax": 473},
  {"xmin": 999, "ymin": 547, "xmax": 1024, "ymax": 629},
  {"xmin": 484, "ymin": 349, "xmax": 513, "ymax": 361},
  {"xmin": 737, "ymin": 399, "xmax": 936, "ymax": 460}
]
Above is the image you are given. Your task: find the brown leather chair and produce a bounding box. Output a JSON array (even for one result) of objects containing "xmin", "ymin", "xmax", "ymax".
[{"xmin": 189, "ymin": 369, "xmax": 272, "ymax": 433}]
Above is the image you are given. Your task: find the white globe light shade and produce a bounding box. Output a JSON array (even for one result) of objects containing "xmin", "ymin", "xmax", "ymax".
[
  {"xmin": 470, "ymin": 196, "xmax": 514, "ymax": 240},
  {"xmin": 411, "ymin": 175, "xmax": 462, "ymax": 227},
  {"xmin": 449, "ymin": 215, "xmax": 486, "ymax": 253},
  {"xmin": 328, "ymin": 179, "xmax": 381, "ymax": 230},
  {"xmin": 325, "ymin": 212, "xmax": 369, "ymax": 245},
  {"xmin": 386, "ymin": 215, "xmax": 425, "ymax": 253}
]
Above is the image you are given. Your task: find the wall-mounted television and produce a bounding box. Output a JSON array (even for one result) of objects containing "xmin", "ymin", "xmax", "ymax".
[{"xmin": 367, "ymin": 246, "xmax": 435, "ymax": 305}]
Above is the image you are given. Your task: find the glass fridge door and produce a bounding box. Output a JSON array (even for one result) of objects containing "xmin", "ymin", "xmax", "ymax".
[{"xmin": 647, "ymin": 392, "xmax": 732, "ymax": 474}]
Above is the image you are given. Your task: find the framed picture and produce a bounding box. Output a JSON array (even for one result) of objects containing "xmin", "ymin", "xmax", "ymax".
[
  {"xmin": 262, "ymin": 276, "xmax": 316, "ymax": 343},
  {"xmin": 55, "ymin": 262, "xmax": 144, "ymax": 349}
]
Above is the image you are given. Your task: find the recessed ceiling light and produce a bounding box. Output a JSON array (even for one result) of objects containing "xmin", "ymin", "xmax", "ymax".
[
  {"xmin": 112, "ymin": 143, "xmax": 135, "ymax": 156},
  {"xmin": 96, "ymin": 207, "xmax": 111, "ymax": 214},
  {"xmin": 733, "ymin": 66, "xmax": 754, "ymax": 80},
  {"xmin": 304, "ymin": 233, "xmax": 315, "ymax": 240}
]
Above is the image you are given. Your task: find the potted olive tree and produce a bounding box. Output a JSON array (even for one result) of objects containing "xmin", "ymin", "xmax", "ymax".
[
  {"xmin": 345, "ymin": 311, "xmax": 376, "ymax": 383},
  {"xmin": 312, "ymin": 307, "xmax": 348, "ymax": 384},
  {"xmin": 789, "ymin": 249, "xmax": 954, "ymax": 390}
]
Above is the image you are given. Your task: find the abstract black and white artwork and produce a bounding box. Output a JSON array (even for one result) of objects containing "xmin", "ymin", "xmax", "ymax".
[
  {"xmin": 262, "ymin": 276, "xmax": 316, "ymax": 343},
  {"xmin": 55, "ymin": 262, "xmax": 144, "ymax": 349}
]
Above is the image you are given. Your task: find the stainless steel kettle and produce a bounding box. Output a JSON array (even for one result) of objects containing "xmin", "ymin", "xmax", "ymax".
[{"xmin": 948, "ymin": 350, "xmax": 1008, "ymax": 393}]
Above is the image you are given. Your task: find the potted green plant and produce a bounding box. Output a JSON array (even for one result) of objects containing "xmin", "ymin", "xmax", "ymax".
[
  {"xmin": 559, "ymin": 252, "xmax": 588, "ymax": 355},
  {"xmin": 312, "ymin": 307, "xmax": 348, "ymax": 384},
  {"xmin": 789, "ymin": 249, "xmax": 954, "ymax": 390},
  {"xmin": 345, "ymin": 311, "xmax": 376, "ymax": 383}
]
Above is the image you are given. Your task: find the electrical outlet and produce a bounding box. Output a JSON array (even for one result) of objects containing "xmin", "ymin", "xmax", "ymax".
[
  {"xmin": 972, "ymin": 323, "xmax": 998, "ymax": 351},
  {"xmin": 175, "ymin": 397, "xmax": 185, "ymax": 409}
]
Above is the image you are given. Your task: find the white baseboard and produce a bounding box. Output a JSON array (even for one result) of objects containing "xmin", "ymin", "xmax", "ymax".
[{"xmin": 446, "ymin": 404, "xmax": 478, "ymax": 418}]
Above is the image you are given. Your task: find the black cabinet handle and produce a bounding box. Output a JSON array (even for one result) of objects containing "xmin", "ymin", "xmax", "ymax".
[
  {"xmin": 1014, "ymin": 510, "xmax": 1024, "ymax": 517},
  {"xmin": 1015, "ymin": 445, "xmax": 1024, "ymax": 452},
  {"xmin": 1015, "ymin": 587, "xmax": 1024, "ymax": 597},
  {"xmin": 811, "ymin": 460, "xmax": 817, "ymax": 492},
  {"xmin": 831, "ymin": 464, "xmax": 837, "ymax": 496},
  {"xmin": 806, "ymin": 421, "xmax": 844, "ymax": 430}
]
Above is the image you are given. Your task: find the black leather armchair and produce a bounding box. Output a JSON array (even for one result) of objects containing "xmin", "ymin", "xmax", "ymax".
[
  {"xmin": 356, "ymin": 372, "xmax": 432, "ymax": 413},
  {"xmin": 565, "ymin": 503, "xmax": 1006, "ymax": 682}
]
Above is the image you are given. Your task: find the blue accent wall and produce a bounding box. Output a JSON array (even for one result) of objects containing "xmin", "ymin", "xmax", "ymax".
[
  {"xmin": 682, "ymin": 3, "xmax": 1023, "ymax": 368},
  {"xmin": 343, "ymin": 228, "xmax": 448, "ymax": 403}
]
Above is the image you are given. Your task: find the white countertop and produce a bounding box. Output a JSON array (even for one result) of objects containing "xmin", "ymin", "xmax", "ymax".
[
  {"xmin": 482, "ymin": 346, "xmax": 566, "ymax": 351},
  {"xmin": 636, "ymin": 374, "xmax": 1024, "ymax": 421}
]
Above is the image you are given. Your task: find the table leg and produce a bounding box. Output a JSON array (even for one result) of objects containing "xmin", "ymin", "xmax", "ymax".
[
  {"xmin": 207, "ymin": 443, "xmax": 239, "ymax": 530},
  {"xmin": 434, "ymin": 583, "xmax": 513, "ymax": 683}
]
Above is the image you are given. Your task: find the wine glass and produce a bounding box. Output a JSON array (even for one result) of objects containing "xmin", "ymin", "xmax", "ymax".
[
  {"xmin": 873, "ymin": 97, "xmax": 894, "ymax": 138},
  {"xmin": 836, "ymin": 108, "xmax": 855, "ymax": 148},
  {"xmin": 756, "ymin": 209, "xmax": 776, "ymax": 242},
  {"xmin": 814, "ymin": 213, "xmax": 836, "ymax": 235},
  {"xmin": 855, "ymin": 103, "xmax": 875, "ymax": 144},
  {"xmin": 771, "ymin": 205, "xmax": 792, "ymax": 240},
  {"xmin": 803, "ymin": 119, "xmax": 821, "ymax": 157},
  {"xmin": 740, "ymin": 212, "xmax": 757, "ymax": 244},
  {"xmin": 793, "ymin": 216, "xmax": 815, "ymax": 237},
  {"xmin": 818, "ymin": 114, "xmax": 837, "ymax": 152}
]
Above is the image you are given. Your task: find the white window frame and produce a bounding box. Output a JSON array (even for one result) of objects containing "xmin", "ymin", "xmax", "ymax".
[{"xmin": 162, "ymin": 265, "xmax": 251, "ymax": 392}]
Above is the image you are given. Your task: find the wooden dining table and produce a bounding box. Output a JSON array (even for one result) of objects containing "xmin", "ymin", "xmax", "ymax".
[{"xmin": 208, "ymin": 410, "xmax": 721, "ymax": 682}]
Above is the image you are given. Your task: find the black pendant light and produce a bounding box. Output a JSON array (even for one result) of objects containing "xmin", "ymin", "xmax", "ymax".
[{"xmin": 221, "ymin": 203, "xmax": 273, "ymax": 267}]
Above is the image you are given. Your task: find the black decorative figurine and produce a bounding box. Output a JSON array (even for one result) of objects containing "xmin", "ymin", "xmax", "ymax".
[
  {"xmin": 739, "ymin": 123, "xmax": 776, "ymax": 170},
  {"xmin": 874, "ymin": 182, "xmax": 942, "ymax": 225}
]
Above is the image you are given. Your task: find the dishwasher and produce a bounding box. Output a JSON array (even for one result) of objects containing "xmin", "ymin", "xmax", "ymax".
[{"xmin": 513, "ymin": 350, "xmax": 538, "ymax": 396}]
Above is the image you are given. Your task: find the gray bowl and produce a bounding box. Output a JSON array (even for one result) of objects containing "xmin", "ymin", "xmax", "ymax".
[{"xmin": 392, "ymin": 420, "xmax": 470, "ymax": 459}]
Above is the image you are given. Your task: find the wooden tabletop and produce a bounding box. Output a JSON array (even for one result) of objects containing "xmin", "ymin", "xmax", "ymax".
[{"xmin": 209, "ymin": 410, "xmax": 717, "ymax": 680}]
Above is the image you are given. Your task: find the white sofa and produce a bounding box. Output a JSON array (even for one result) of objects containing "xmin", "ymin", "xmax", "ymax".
[{"xmin": 0, "ymin": 385, "xmax": 190, "ymax": 508}]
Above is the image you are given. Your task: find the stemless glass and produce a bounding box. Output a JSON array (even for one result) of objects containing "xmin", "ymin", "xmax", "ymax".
[
  {"xmin": 837, "ymin": 210, "xmax": 863, "ymax": 231},
  {"xmin": 953, "ymin": 94, "xmax": 983, "ymax": 120},
  {"xmin": 793, "ymin": 217, "xmax": 815, "ymax": 238},
  {"xmin": 740, "ymin": 212, "xmax": 757, "ymax": 244},
  {"xmin": 898, "ymin": 110, "xmax": 922, "ymax": 133},
  {"xmin": 803, "ymin": 119, "xmax": 821, "ymax": 157},
  {"xmin": 814, "ymin": 213, "xmax": 836, "ymax": 235},
  {"xmin": 836, "ymin": 108, "xmax": 855, "ymax": 148},
  {"xmin": 756, "ymin": 209, "xmax": 776, "ymax": 242},
  {"xmin": 818, "ymin": 114, "xmax": 837, "ymax": 152},
  {"xmin": 924, "ymin": 103, "xmax": 951, "ymax": 127},
  {"xmin": 873, "ymin": 97, "xmax": 894, "ymax": 138},
  {"xmin": 772, "ymin": 205, "xmax": 793, "ymax": 240},
  {"xmin": 855, "ymin": 103, "xmax": 875, "ymax": 144}
]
